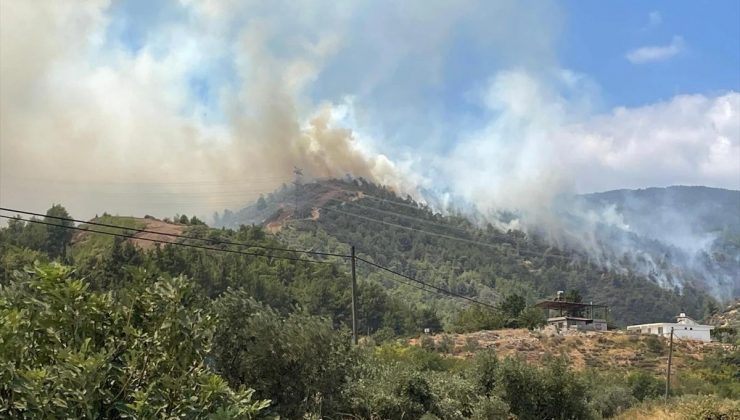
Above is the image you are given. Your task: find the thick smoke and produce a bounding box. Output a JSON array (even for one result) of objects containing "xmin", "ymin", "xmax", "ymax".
[
  {"xmin": 429, "ymin": 69, "xmax": 739, "ymax": 300},
  {"xmin": 1, "ymin": 1, "xmax": 737, "ymax": 299},
  {"xmin": 0, "ymin": 0, "xmax": 409, "ymax": 219}
]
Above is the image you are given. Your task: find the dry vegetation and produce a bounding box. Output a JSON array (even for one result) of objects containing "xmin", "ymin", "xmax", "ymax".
[
  {"xmin": 615, "ymin": 395, "xmax": 740, "ymax": 420},
  {"xmin": 410, "ymin": 328, "xmax": 731, "ymax": 374}
]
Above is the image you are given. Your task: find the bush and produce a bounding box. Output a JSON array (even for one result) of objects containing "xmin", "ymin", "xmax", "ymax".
[
  {"xmin": 588, "ymin": 385, "xmax": 636, "ymax": 418},
  {"xmin": 497, "ymin": 357, "xmax": 593, "ymax": 420},
  {"xmin": 467, "ymin": 349, "xmax": 499, "ymax": 396},
  {"xmin": 470, "ymin": 396, "xmax": 511, "ymax": 420},
  {"xmin": 348, "ymin": 365, "xmax": 437, "ymax": 419},
  {"xmin": 420, "ymin": 334, "xmax": 436, "ymax": 351},
  {"xmin": 437, "ymin": 334, "xmax": 455, "ymax": 353},
  {"xmin": 644, "ymin": 335, "xmax": 665, "ymax": 355},
  {"xmin": 464, "ymin": 336, "xmax": 480, "ymax": 352},
  {"xmin": 212, "ymin": 288, "xmax": 353, "ymax": 418},
  {"xmin": 627, "ymin": 371, "xmax": 663, "ymax": 401},
  {"xmin": 0, "ymin": 264, "xmax": 268, "ymax": 418}
]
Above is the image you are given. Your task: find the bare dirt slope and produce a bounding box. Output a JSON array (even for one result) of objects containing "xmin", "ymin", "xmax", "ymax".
[
  {"xmin": 130, "ymin": 218, "xmax": 185, "ymax": 250},
  {"xmin": 411, "ymin": 329, "xmax": 730, "ymax": 373}
]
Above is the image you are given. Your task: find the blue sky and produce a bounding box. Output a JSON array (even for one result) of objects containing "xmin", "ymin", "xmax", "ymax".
[{"xmin": 560, "ymin": 1, "xmax": 740, "ymax": 108}]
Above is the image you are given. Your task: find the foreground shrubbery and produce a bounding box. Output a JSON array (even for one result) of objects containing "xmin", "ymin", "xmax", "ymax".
[
  {"xmin": 616, "ymin": 395, "xmax": 740, "ymax": 420},
  {"xmin": 2, "ymin": 263, "xmax": 736, "ymax": 419},
  {"xmin": 0, "ymin": 264, "xmax": 268, "ymax": 418}
]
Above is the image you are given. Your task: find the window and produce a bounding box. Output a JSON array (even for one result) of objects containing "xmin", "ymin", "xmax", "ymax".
[
  {"xmin": 690, "ymin": 328, "xmax": 693, "ymax": 330},
  {"xmin": 658, "ymin": 327, "xmax": 663, "ymax": 335}
]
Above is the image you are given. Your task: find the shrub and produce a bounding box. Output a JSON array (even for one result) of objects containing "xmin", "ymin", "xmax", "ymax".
[
  {"xmin": 0, "ymin": 264, "xmax": 268, "ymax": 418},
  {"xmin": 437, "ymin": 334, "xmax": 455, "ymax": 353},
  {"xmin": 644, "ymin": 335, "xmax": 665, "ymax": 355},
  {"xmin": 497, "ymin": 357, "xmax": 593, "ymax": 420},
  {"xmin": 627, "ymin": 371, "xmax": 663, "ymax": 401},
  {"xmin": 420, "ymin": 334, "xmax": 436, "ymax": 351},
  {"xmin": 467, "ymin": 349, "xmax": 499, "ymax": 395},
  {"xmin": 464, "ymin": 336, "xmax": 480, "ymax": 352},
  {"xmin": 588, "ymin": 385, "xmax": 636, "ymax": 418},
  {"xmin": 470, "ymin": 396, "xmax": 511, "ymax": 420},
  {"xmin": 212, "ymin": 288, "xmax": 353, "ymax": 418}
]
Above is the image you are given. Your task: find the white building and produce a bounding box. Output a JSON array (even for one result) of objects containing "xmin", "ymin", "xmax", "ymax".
[{"xmin": 626, "ymin": 313, "xmax": 714, "ymax": 342}]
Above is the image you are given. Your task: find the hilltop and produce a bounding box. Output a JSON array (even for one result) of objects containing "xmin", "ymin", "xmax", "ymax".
[{"xmin": 213, "ymin": 178, "xmax": 720, "ymax": 327}]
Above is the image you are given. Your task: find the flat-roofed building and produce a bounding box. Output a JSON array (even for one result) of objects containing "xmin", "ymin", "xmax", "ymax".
[
  {"xmin": 626, "ymin": 313, "xmax": 713, "ymax": 342},
  {"xmin": 535, "ymin": 294, "xmax": 608, "ymax": 332}
]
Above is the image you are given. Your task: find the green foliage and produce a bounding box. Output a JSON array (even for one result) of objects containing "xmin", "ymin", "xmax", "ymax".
[
  {"xmin": 451, "ymin": 305, "xmax": 504, "ymax": 333},
  {"xmin": 212, "ymin": 288, "xmax": 353, "ymax": 418},
  {"xmin": 627, "ymin": 371, "xmax": 664, "ymax": 401},
  {"xmin": 518, "ymin": 306, "xmax": 546, "ymax": 330},
  {"xmin": 437, "ymin": 334, "xmax": 455, "ymax": 353},
  {"xmin": 43, "ymin": 204, "xmax": 74, "ymax": 258},
  {"xmin": 644, "ymin": 334, "xmax": 665, "ymax": 355},
  {"xmin": 0, "ymin": 264, "xmax": 268, "ymax": 418},
  {"xmin": 677, "ymin": 348, "xmax": 740, "ymax": 398},
  {"xmin": 499, "ymin": 294, "xmax": 526, "ymax": 319},
  {"xmin": 466, "ymin": 349, "xmax": 499, "ymax": 396},
  {"xmin": 420, "ymin": 334, "xmax": 435, "ymax": 351},
  {"xmin": 496, "ymin": 357, "xmax": 593, "ymax": 420}
]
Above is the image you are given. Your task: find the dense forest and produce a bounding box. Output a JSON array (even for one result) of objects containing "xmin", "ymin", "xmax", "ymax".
[
  {"xmin": 1, "ymin": 203, "xmax": 738, "ymax": 418},
  {"xmin": 219, "ymin": 179, "xmax": 720, "ymax": 327}
]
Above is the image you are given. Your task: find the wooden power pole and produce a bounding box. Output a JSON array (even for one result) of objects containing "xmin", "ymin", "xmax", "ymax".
[
  {"xmin": 350, "ymin": 245, "xmax": 358, "ymax": 345},
  {"xmin": 665, "ymin": 327, "xmax": 674, "ymax": 402}
]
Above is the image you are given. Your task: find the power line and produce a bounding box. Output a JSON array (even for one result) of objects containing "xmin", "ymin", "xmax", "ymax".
[
  {"xmin": 0, "ymin": 214, "xmax": 334, "ymax": 265},
  {"xmin": 2, "ymin": 209, "xmax": 501, "ymax": 311},
  {"xmin": 329, "ymin": 198, "xmax": 505, "ymax": 239},
  {"xmin": 356, "ymin": 255, "xmax": 497, "ymax": 310},
  {"xmin": 344, "ymin": 193, "xmax": 575, "ymax": 260},
  {"xmin": 320, "ymin": 205, "xmax": 571, "ymax": 260},
  {"xmin": 359, "ymin": 193, "xmax": 433, "ymax": 211},
  {"xmin": 0, "ymin": 207, "xmax": 349, "ymax": 259}
]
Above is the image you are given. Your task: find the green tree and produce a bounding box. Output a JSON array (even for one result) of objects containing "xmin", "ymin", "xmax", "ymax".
[
  {"xmin": 499, "ymin": 294, "xmax": 526, "ymax": 318},
  {"xmin": 563, "ymin": 289, "xmax": 582, "ymax": 303},
  {"xmin": 0, "ymin": 264, "xmax": 268, "ymax": 418},
  {"xmin": 43, "ymin": 204, "xmax": 73, "ymax": 258},
  {"xmin": 212, "ymin": 289, "xmax": 353, "ymax": 418},
  {"xmin": 518, "ymin": 306, "xmax": 546, "ymax": 330}
]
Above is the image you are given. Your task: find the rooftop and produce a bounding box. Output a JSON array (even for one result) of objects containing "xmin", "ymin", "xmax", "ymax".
[{"xmin": 535, "ymin": 300, "xmax": 608, "ymax": 311}]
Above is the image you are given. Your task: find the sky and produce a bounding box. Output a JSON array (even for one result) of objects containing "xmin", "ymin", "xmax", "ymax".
[{"xmin": 0, "ymin": 0, "xmax": 738, "ymax": 220}]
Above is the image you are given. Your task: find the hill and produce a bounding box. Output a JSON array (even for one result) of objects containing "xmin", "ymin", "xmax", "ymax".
[
  {"xmin": 214, "ymin": 178, "xmax": 720, "ymax": 327},
  {"xmin": 574, "ymin": 186, "xmax": 740, "ymax": 299}
]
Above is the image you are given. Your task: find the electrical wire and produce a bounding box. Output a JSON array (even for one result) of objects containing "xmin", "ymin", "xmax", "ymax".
[
  {"xmin": 320, "ymin": 205, "xmax": 571, "ymax": 260},
  {"xmin": 356, "ymin": 255, "xmax": 497, "ymax": 309},
  {"xmin": 0, "ymin": 214, "xmax": 334, "ymax": 264},
  {"xmin": 0, "ymin": 207, "xmax": 349, "ymax": 259}
]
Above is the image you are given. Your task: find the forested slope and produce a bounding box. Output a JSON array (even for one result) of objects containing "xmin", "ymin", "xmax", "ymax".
[
  {"xmin": 219, "ymin": 178, "xmax": 719, "ymax": 327},
  {"xmin": 2, "ymin": 203, "xmax": 737, "ymax": 418}
]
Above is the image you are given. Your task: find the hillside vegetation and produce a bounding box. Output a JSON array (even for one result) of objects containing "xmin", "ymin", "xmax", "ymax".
[
  {"xmin": 218, "ymin": 179, "xmax": 719, "ymax": 328},
  {"xmin": 2, "ymin": 203, "xmax": 737, "ymax": 418}
]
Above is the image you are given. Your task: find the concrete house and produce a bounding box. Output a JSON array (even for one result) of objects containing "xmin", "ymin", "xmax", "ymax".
[
  {"xmin": 535, "ymin": 293, "xmax": 608, "ymax": 332},
  {"xmin": 626, "ymin": 313, "xmax": 714, "ymax": 342}
]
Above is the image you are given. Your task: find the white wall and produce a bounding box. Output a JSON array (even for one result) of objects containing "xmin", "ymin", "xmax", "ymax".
[{"xmin": 626, "ymin": 323, "xmax": 713, "ymax": 342}]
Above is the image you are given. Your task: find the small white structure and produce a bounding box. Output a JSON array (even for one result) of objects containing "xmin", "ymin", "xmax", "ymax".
[{"xmin": 626, "ymin": 313, "xmax": 714, "ymax": 342}]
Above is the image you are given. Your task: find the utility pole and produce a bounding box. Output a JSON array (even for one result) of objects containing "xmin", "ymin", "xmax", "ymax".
[
  {"xmin": 350, "ymin": 245, "xmax": 358, "ymax": 345},
  {"xmin": 665, "ymin": 327, "xmax": 674, "ymax": 402}
]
